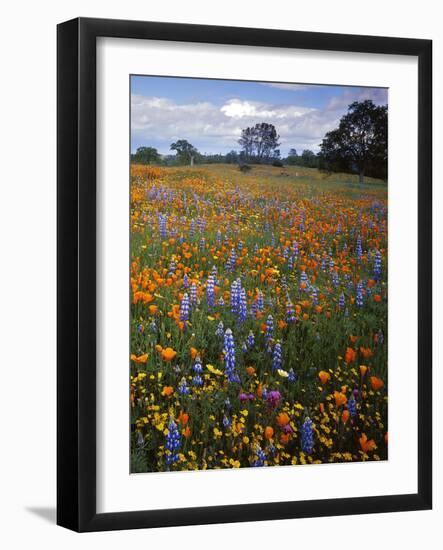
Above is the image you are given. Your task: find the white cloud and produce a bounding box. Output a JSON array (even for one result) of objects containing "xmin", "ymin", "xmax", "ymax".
[{"xmin": 131, "ymin": 88, "xmax": 387, "ymax": 155}]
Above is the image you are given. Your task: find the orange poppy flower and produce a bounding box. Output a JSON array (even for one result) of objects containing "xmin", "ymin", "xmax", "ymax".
[
  {"xmin": 359, "ymin": 433, "xmax": 377, "ymax": 453},
  {"xmin": 246, "ymin": 366, "xmax": 256, "ymax": 376},
  {"xmin": 264, "ymin": 426, "xmax": 274, "ymax": 440},
  {"xmin": 318, "ymin": 371, "xmax": 331, "ymax": 385},
  {"xmin": 130, "ymin": 353, "xmax": 149, "ymax": 364},
  {"xmin": 360, "ymin": 346, "xmax": 373, "ymax": 359},
  {"xmin": 276, "ymin": 412, "xmax": 290, "ymax": 427},
  {"xmin": 189, "ymin": 347, "xmax": 199, "ymax": 359},
  {"xmin": 373, "ymin": 294, "xmax": 382, "ymax": 303},
  {"xmin": 182, "ymin": 426, "xmax": 191, "ymax": 438},
  {"xmin": 148, "ymin": 305, "xmax": 158, "ymax": 315},
  {"xmin": 341, "ymin": 410, "xmax": 350, "ymax": 424},
  {"xmin": 178, "ymin": 411, "xmax": 189, "ymax": 425},
  {"xmin": 161, "ymin": 386, "xmax": 174, "ymax": 397},
  {"xmin": 344, "ymin": 347, "xmax": 356, "ymax": 364},
  {"xmin": 370, "ymin": 376, "xmax": 384, "ymax": 391},
  {"xmin": 280, "ymin": 433, "xmax": 290, "ymax": 445},
  {"xmin": 161, "ymin": 347, "xmax": 177, "ymax": 362},
  {"xmin": 334, "ymin": 391, "xmax": 347, "ymax": 407}
]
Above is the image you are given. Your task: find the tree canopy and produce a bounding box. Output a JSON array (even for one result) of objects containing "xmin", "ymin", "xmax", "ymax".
[
  {"xmin": 238, "ymin": 122, "xmax": 280, "ymax": 162},
  {"xmin": 170, "ymin": 139, "xmax": 199, "ymax": 165},
  {"xmin": 319, "ymin": 100, "xmax": 387, "ymax": 183},
  {"xmin": 131, "ymin": 146, "xmax": 161, "ymax": 165}
]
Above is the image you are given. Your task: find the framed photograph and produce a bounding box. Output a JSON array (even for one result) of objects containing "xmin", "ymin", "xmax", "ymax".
[{"xmin": 57, "ymin": 17, "xmax": 432, "ymax": 532}]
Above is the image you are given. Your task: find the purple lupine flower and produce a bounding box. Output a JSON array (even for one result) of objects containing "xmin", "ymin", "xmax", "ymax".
[
  {"xmin": 272, "ymin": 342, "xmax": 283, "ymax": 371},
  {"xmin": 376, "ymin": 329, "xmax": 384, "ymax": 345},
  {"xmin": 215, "ymin": 321, "xmax": 224, "ymax": 338},
  {"xmin": 165, "ymin": 419, "xmax": 181, "ymax": 466},
  {"xmin": 256, "ymin": 291, "xmax": 264, "ymax": 312},
  {"xmin": 158, "ymin": 214, "xmax": 167, "ymax": 239},
  {"xmin": 230, "ymin": 279, "xmax": 240, "ymax": 314},
  {"xmin": 288, "ymin": 368, "xmax": 297, "ymax": 382},
  {"xmin": 286, "ymin": 299, "xmax": 296, "ymax": 323},
  {"xmin": 189, "ymin": 218, "xmax": 195, "ymax": 238},
  {"xmin": 252, "ymin": 445, "xmax": 267, "ymax": 467},
  {"xmin": 339, "ymin": 292, "xmax": 345, "ymax": 309},
  {"xmin": 356, "ymin": 235, "xmax": 362, "ymax": 261},
  {"xmin": 222, "ymin": 415, "xmax": 231, "ymax": 428},
  {"xmin": 331, "ymin": 271, "xmax": 339, "ymax": 288},
  {"xmin": 356, "ymin": 281, "xmax": 364, "ymax": 307},
  {"xmin": 311, "ymin": 287, "xmax": 319, "ymax": 305},
  {"xmin": 238, "ymin": 287, "xmax": 247, "ymax": 323},
  {"xmin": 373, "ymin": 250, "xmax": 382, "ymax": 281},
  {"xmin": 180, "ymin": 292, "xmax": 190, "ymax": 322},
  {"xmin": 225, "ymin": 248, "xmax": 237, "ymax": 271},
  {"xmin": 206, "ymin": 275, "xmax": 215, "ymax": 309},
  {"xmin": 347, "ymin": 395, "xmax": 357, "ymax": 417},
  {"xmin": 168, "ymin": 257, "xmax": 176, "ymax": 276},
  {"xmin": 300, "ymin": 417, "xmax": 314, "ymax": 454},
  {"xmin": 178, "ymin": 377, "xmax": 190, "ymax": 395},
  {"xmin": 223, "ymin": 328, "xmax": 239, "ymax": 383},
  {"xmin": 183, "ymin": 273, "xmax": 189, "ymax": 288},
  {"xmin": 246, "ymin": 330, "xmax": 255, "ymax": 348},
  {"xmin": 190, "ymin": 283, "xmax": 198, "ymax": 305},
  {"xmin": 265, "ymin": 315, "xmax": 274, "ymax": 346}
]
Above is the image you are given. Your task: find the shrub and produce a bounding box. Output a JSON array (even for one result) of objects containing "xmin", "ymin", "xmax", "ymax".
[
  {"xmin": 238, "ymin": 163, "xmax": 252, "ymax": 173},
  {"xmin": 272, "ymin": 159, "xmax": 284, "ymax": 167}
]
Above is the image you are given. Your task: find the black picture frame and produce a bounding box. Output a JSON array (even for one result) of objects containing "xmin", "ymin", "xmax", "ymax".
[{"xmin": 57, "ymin": 17, "xmax": 432, "ymax": 532}]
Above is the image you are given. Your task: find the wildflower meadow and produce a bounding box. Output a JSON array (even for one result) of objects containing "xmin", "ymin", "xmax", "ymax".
[{"xmin": 130, "ymin": 163, "xmax": 388, "ymax": 472}]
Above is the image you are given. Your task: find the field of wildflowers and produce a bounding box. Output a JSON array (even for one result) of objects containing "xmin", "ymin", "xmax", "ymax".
[{"xmin": 130, "ymin": 163, "xmax": 388, "ymax": 472}]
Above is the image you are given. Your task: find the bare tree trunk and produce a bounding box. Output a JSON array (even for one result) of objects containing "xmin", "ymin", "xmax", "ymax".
[{"xmin": 190, "ymin": 155, "xmax": 194, "ymax": 167}]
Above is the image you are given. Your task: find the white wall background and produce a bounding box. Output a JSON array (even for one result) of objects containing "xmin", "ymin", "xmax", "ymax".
[{"xmin": 0, "ymin": 0, "xmax": 440, "ymax": 547}]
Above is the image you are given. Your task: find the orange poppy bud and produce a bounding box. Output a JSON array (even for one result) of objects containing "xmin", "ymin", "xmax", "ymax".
[
  {"xmin": 189, "ymin": 347, "xmax": 199, "ymax": 359},
  {"xmin": 319, "ymin": 403, "xmax": 325, "ymax": 413},
  {"xmin": 246, "ymin": 366, "xmax": 255, "ymax": 376},
  {"xmin": 264, "ymin": 426, "xmax": 274, "ymax": 440},
  {"xmin": 341, "ymin": 410, "xmax": 350, "ymax": 424},
  {"xmin": 359, "ymin": 365, "xmax": 368, "ymax": 377}
]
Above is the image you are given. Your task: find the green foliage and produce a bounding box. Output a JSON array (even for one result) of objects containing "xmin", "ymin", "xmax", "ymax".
[
  {"xmin": 319, "ymin": 100, "xmax": 388, "ymax": 182},
  {"xmin": 131, "ymin": 146, "xmax": 161, "ymax": 165}
]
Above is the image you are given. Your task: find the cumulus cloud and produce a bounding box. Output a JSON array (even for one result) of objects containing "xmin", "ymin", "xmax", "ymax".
[{"xmin": 131, "ymin": 86, "xmax": 387, "ymax": 155}]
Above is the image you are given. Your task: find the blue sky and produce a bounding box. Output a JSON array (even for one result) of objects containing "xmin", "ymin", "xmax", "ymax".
[{"xmin": 131, "ymin": 76, "xmax": 387, "ymax": 156}]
